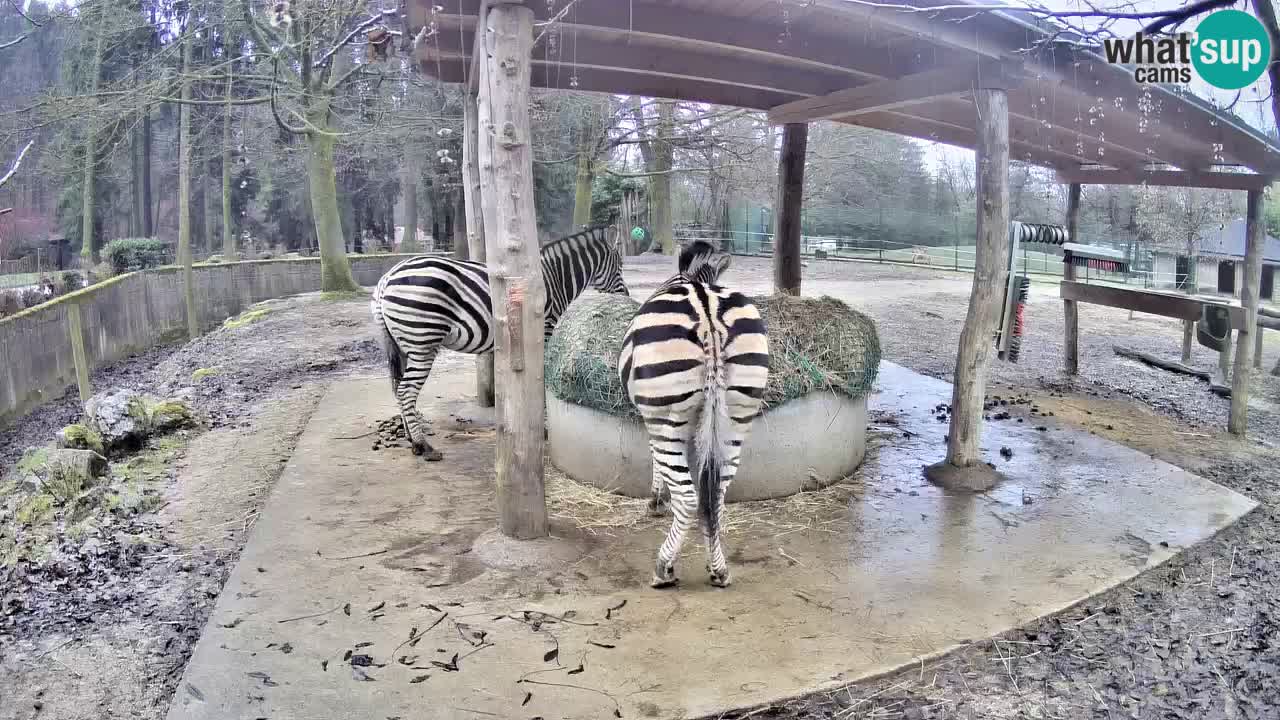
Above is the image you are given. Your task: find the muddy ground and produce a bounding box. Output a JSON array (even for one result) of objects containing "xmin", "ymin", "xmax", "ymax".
[{"xmin": 3, "ymin": 258, "xmax": 1280, "ymax": 719}]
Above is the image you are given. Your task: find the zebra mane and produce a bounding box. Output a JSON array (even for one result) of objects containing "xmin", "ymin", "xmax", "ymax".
[{"xmin": 677, "ymin": 240, "xmax": 730, "ymax": 284}]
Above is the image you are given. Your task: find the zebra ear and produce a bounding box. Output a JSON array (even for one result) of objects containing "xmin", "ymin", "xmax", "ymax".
[{"xmin": 714, "ymin": 253, "xmax": 731, "ymax": 278}]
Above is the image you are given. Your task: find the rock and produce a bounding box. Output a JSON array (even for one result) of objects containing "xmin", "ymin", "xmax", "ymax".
[
  {"xmin": 205, "ymin": 254, "xmax": 224, "ymax": 264},
  {"xmin": 14, "ymin": 447, "xmax": 108, "ymax": 502},
  {"xmin": 814, "ymin": 249, "xmax": 829, "ymax": 260},
  {"xmin": 258, "ymin": 251, "xmax": 274, "ymax": 260},
  {"xmin": 84, "ymin": 391, "xmax": 147, "ymax": 455},
  {"xmin": 46, "ymin": 449, "xmax": 109, "ymax": 484},
  {"xmin": 56, "ymin": 423, "xmax": 105, "ymax": 455},
  {"xmin": 84, "ymin": 391, "xmax": 196, "ymax": 454},
  {"xmin": 19, "ymin": 474, "xmax": 43, "ymax": 492},
  {"xmin": 148, "ymin": 399, "xmax": 195, "ymax": 433}
]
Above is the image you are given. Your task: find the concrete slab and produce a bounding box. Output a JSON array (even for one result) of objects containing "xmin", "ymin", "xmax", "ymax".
[{"xmin": 168, "ymin": 360, "xmax": 1257, "ymax": 720}]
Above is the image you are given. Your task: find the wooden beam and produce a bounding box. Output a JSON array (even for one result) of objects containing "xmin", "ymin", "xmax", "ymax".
[
  {"xmin": 1063, "ymin": 183, "xmax": 1081, "ymax": 375},
  {"xmin": 427, "ymin": 0, "xmax": 937, "ymax": 82},
  {"xmin": 942, "ymin": 85, "xmax": 1010, "ymax": 476},
  {"xmin": 1059, "ymin": 280, "xmax": 1246, "ymax": 328},
  {"xmin": 66, "ymin": 301, "xmax": 92, "ymax": 405},
  {"xmin": 1056, "ymin": 168, "xmax": 1274, "ymax": 192},
  {"xmin": 432, "ymin": 24, "xmax": 860, "ymax": 100},
  {"xmin": 477, "ymin": 1, "xmax": 548, "ymax": 540},
  {"xmin": 773, "ymin": 123, "xmax": 807, "ymax": 295},
  {"xmin": 850, "ymin": 110, "xmax": 1082, "ymax": 171},
  {"xmin": 768, "ymin": 62, "xmax": 1017, "ymax": 125},
  {"xmin": 1230, "ymin": 188, "xmax": 1266, "ymax": 435},
  {"xmin": 462, "ymin": 91, "xmax": 494, "ymax": 409}
]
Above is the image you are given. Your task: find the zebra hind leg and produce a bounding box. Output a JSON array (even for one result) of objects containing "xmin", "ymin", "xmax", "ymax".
[
  {"xmin": 646, "ymin": 440, "xmax": 669, "ymax": 516},
  {"xmin": 649, "ymin": 441, "xmax": 695, "ymax": 589},
  {"xmin": 703, "ymin": 428, "xmax": 746, "ymax": 588},
  {"xmin": 396, "ymin": 347, "xmax": 443, "ymax": 461}
]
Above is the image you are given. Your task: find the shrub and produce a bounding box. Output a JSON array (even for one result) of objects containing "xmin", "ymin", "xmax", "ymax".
[
  {"xmin": 62, "ymin": 271, "xmax": 84, "ymax": 292},
  {"xmin": 0, "ymin": 291, "xmax": 21, "ymax": 318},
  {"xmin": 103, "ymin": 237, "xmax": 169, "ymax": 274},
  {"xmin": 19, "ymin": 288, "xmax": 44, "ymax": 309}
]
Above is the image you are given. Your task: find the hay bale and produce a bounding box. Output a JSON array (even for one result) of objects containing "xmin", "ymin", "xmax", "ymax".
[{"xmin": 545, "ymin": 293, "xmax": 881, "ymax": 418}]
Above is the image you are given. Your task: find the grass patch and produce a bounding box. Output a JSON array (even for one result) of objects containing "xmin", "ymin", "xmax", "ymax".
[
  {"xmin": 223, "ymin": 307, "xmax": 271, "ymax": 329},
  {"xmin": 15, "ymin": 447, "xmax": 49, "ymax": 476},
  {"xmin": 191, "ymin": 367, "xmax": 220, "ymax": 382},
  {"xmin": 15, "ymin": 494, "xmax": 54, "ymax": 526}
]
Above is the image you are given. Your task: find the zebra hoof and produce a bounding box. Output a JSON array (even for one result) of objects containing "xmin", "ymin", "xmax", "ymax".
[
  {"xmin": 412, "ymin": 443, "xmax": 444, "ymax": 461},
  {"xmin": 708, "ymin": 570, "xmax": 732, "ymax": 588},
  {"xmin": 650, "ymin": 575, "xmax": 679, "ymax": 589},
  {"xmin": 646, "ymin": 497, "xmax": 668, "ymax": 517},
  {"xmin": 651, "ymin": 561, "xmax": 678, "ymax": 589}
]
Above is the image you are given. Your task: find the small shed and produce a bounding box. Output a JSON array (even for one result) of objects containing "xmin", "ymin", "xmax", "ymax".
[
  {"xmin": 407, "ymin": 0, "xmax": 1280, "ymax": 536},
  {"xmin": 1152, "ymin": 219, "xmax": 1280, "ymax": 300}
]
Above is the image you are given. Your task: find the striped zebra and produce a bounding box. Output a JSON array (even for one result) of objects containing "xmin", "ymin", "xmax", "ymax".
[
  {"xmin": 618, "ymin": 240, "xmax": 769, "ymax": 588},
  {"xmin": 372, "ymin": 226, "xmax": 628, "ymax": 461}
]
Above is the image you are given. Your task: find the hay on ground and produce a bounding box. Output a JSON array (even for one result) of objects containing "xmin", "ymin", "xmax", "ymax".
[{"xmin": 545, "ymin": 292, "xmax": 881, "ymax": 418}]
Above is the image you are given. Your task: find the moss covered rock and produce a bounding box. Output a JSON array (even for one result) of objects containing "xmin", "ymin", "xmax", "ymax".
[
  {"xmin": 57, "ymin": 423, "xmax": 106, "ymax": 455},
  {"xmin": 148, "ymin": 399, "xmax": 195, "ymax": 433}
]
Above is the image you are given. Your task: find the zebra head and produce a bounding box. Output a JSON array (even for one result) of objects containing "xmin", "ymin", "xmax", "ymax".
[
  {"xmin": 678, "ymin": 240, "xmax": 731, "ymax": 284},
  {"xmin": 585, "ymin": 225, "xmax": 629, "ymax": 296}
]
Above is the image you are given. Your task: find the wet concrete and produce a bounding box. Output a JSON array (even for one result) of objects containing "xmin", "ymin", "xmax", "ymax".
[{"xmin": 167, "ymin": 359, "xmax": 1256, "ymax": 720}]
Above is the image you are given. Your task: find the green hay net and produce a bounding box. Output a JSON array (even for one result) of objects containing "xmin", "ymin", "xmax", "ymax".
[{"xmin": 545, "ymin": 292, "xmax": 882, "ymax": 419}]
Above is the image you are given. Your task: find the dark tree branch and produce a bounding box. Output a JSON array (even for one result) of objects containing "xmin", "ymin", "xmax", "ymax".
[{"xmin": 313, "ymin": 9, "xmax": 396, "ymax": 68}]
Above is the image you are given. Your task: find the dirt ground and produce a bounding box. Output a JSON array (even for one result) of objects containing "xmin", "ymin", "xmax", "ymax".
[{"xmin": 3, "ymin": 258, "xmax": 1280, "ymax": 719}]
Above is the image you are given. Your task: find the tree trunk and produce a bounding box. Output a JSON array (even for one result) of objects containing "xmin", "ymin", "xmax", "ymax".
[
  {"xmin": 142, "ymin": 111, "xmax": 154, "ymax": 237},
  {"xmin": 773, "ymin": 122, "xmax": 807, "ymax": 295},
  {"xmin": 930, "ymin": 87, "xmax": 1009, "ymax": 489},
  {"xmin": 572, "ymin": 146, "xmax": 593, "ymax": 227},
  {"xmin": 203, "ymin": 163, "xmax": 217, "ymax": 258},
  {"xmin": 178, "ymin": 36, "xmax": 198, "ymax": 340},
  {"xmin": 452, "ymin": 192, "xmax": 468, "ymax": 260},
  {"xmin": 305, "ymin": 110, "xmax": 360, "ymax": 292},
  {"xmin": 400, "ymin": 158, "xmax": 419, "ymax": 252},
  {"xmin": 222, "ymin": 73, "xmax": 235, "ymax": 258},
  {"xmin": 477, "ymin": 2, "xmax": 548, "ymax": 540},
  {"xmin": 130, "ymin": 124, "xmax": 144, "ymax": 237},
  {"xmin": 651, "ymin": 100, "xmax": 675, "ymax": 254},
  {"xmin": 80, "ymin": 24, "xmax": 105, "ymax": 263}
]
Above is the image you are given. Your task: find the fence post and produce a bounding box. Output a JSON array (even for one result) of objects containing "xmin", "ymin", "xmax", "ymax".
[{"xmin": 66, "ymin": 301, "xmax": 92, "ymax": 405}]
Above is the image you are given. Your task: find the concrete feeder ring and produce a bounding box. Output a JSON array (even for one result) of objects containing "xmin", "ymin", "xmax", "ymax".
[{"xmin": 544, "ymin": 292, "xmax": 881, "ymax": 503}]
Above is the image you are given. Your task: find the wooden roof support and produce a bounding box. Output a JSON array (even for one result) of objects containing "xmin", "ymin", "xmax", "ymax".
[
  {"xmin": 768, "ymin": 60, "xmax": 1021, "ymax": 125},
  {"xmin": 1055, "ymin": 168, "xmax": 1274, "ymax": 191},
  {"xmin": 477, "ymin": 1, "xmax": 549, "ymax": 539},
  {"xmin": 773, "ymin": 123, "xmax": 807, "ymax": 295},
  {"xmin": 1230, "ymin": 188, "xmax": 1266, "ymax": 435},
  {"xmin": 462, "ymin": 90, "xmax": 494, "ymax": 409},
  {"xmin": 1063, "ymin": 183, "xmax": 1082, "ymax": 376},
  {"xmin": 927, "ymin": 74, "xmax": 1012, "ymax": 492}
]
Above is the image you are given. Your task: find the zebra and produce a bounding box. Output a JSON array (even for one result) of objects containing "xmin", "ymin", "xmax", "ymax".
[
  {"xmin": 372, "ymin": 225, "xmax": 629, "ymax": 461},
  {"xmin": 618, "ymin": 240, "xmax": 769, "ymax": 589}
]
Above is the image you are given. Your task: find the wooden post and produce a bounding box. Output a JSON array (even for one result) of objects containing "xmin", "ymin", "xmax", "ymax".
[
  {"xmin": 1254, "ymin": 324, "xmax": 1264, "ymax": 370},
  {"xmin": 1229, "ymin": 188, "xmax": 1266, "ymax": 435},
  {"xmin": 773, "ymin": 122, "xmax": 807, "ymax": 295},
  {"xmin": 927, "ymin": 86, "xmax": 1010, "ymax": 490},
  {"xmin": 66, "ymin": 301, "xmax": 92, "ymax": 404},
  {"xmin": 477, "ymin": 1, "xmax": 548, "ymax": 539},
  {"xmin": 462, "ymin": 91, "xmax": 495, "ymax": 408},
  {"xmin": 1063, "ymin": 183, "xmax": 1081, "ymax": 375}
]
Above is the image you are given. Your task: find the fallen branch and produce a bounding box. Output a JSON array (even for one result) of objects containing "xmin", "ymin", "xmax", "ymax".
[{"xmin": 1113, "ymin": 346, "xmax": 1231, "ymax": 398}]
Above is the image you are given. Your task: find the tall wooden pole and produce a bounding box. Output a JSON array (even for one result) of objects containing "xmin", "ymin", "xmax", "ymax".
[
  {"xmin": 773, "ymin": 122, "xmax": 807, "ymax": 295},
  {"xmin": 463, "ymin": 91, "xmax": 495, "ymax": 408},
  {"xmin": 1229, "ymin": 188, "xmax": 1266, "ymax": 435},
  {"xmin": 927, "ymin": 86, "xmax": 1010, "ymax": 490},
  {"xmin": 1063, "ymin": 183, "xmax": 1082, "ymax": 375},
  {"xmin": 477, "ymin": 1, "xmax": 548, "ymax": 539}
]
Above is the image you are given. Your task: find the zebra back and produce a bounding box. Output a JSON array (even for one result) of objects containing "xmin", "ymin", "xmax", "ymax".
[{"xmin": 540, "ymin": 225, "xmax": 628, "ymax": 328}]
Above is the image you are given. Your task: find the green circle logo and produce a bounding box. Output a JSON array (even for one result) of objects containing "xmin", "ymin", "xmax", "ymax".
[{"xmin": 1192, "ymin": 10, "xmax": 1272, "ymax": 90}]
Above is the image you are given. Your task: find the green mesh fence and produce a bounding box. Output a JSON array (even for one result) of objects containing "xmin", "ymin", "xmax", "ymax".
[{"xmin": 545, "ymin": 292, "xmax": 882, "ymax": 419}]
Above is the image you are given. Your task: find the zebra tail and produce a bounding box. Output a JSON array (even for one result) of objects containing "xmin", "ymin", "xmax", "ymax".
[{"xmin": 694, "ymin": 336, "xmax": 728, "ymax": 538}]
